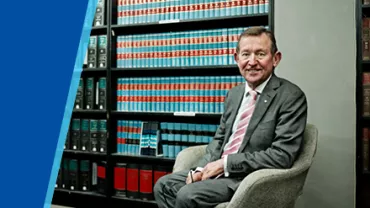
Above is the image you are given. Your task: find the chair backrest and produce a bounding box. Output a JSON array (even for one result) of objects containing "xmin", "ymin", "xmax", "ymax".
[{"xmin": 291, "ymin": 123, "xmax": 319, "ymax": 173}]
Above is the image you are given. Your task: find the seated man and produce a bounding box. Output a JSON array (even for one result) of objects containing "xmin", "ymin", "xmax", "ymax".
[{"xmin": 153, "ymin": 26, "xmax": 308, "ymax": 208}]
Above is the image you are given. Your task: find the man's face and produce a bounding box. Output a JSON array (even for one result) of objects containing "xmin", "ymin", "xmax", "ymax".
[{"xmin": 234, "ymin": 33, "xmax": 281, "ymax": 89}]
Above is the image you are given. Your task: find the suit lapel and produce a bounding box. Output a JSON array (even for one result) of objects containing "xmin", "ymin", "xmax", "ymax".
[{"xmin": 238, "ymin": 74, "xmax": 280, "ymax": 152}]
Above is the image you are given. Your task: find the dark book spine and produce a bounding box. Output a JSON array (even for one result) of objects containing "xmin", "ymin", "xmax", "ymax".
[
  {"xmin": 64, "ymin": 126, "xmax": 70, "ymax": 150},
  {"xmin": 94, "ymin": 0, "xmax": 105, "ymax": 26},
  {"xmin": 97, "ymin": 161, "xmax": 107, "ymax": 194},
  {"xmin": 88, "ymin": 36, "xmax": 98, "ymax": 68},
  {"xmin": 79, "ymin": 160, "xmax": 91, "ymax": 191},
  {"xmin": 114, "ymin": 163, "xmax": 127, "ymax": 197},
  {"xmin": 62, "ymin": 158, "xmax": 70, "ymax": 189},
  {"xmin": 98, "ymin": 77, "xmax": 107, "ymax": 110},
  {"xmin": 98, "ymin": 35, "xmax": 107, "ymax": 68},
  {"xmin": 80, "ymin": 119, "xmax": 90, "ymax": 151},
  {"xmin": 126, "ymin": 163, "xmax": 139, "ymax": 198},
  {"xmin": 139, "ymin": 164, "xmax": 153, "ymax": 200},
  {"xmin": 74, "ymin": 78, "xmax": 84, "ymax": 109},
  {"xmin": 69, "ymin": 159, "xmax": 79, "ymax": 191},
  {"xmin": 98, "ymin": 119, "xmax": 107, "ymax": 153},
  {"xmin": 56, "ymin": 166, "xmax": 62, "ymax": 188},
  {"xmin": 90, "ymin": 119, "xmax": 99, "ymax": 152},
  {"xmin": 71, "ymin": 119, "xmax": 81, "ymax": 150},
  {"xmin": 85, "ymin": 77, "xmax": 95, "ymax": 110}
]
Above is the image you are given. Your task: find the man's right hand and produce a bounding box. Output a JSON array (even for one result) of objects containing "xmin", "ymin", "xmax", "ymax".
[{"xmin": 186, "ymin": 171, "xmax": 202, "ymax": 184}]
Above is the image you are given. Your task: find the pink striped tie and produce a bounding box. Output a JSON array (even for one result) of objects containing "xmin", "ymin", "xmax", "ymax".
[{"xmin": 221, "ymin": 90, "xmax": 258, "ymax": 158}]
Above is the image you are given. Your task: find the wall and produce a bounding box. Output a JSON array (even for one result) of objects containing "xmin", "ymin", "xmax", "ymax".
[{"xmin": 274, "ymin": 0, "xmax": 356, "ymax": 207}]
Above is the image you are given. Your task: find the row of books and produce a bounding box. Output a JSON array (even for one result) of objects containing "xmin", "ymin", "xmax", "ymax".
[
  {"xmin": 87, "ymin": 35, "xmax": 108, "ymax": 69},
  {"xmin": 116, "ymin": 76, "xmax": 244, "ymax": 113},
  {"xmin": 56, "ymin": 159, "xmax": 106, "ymax": 194},
  {"xmin": 65, "ymin": 119, "xmax": 107, "ymax": 153},
  {"xmin": 116, "ymin": 120, "xmax": 218, "ymax": 158},
  {"xmin": 114, "ymin": 163, "xmax": 173, "ymax": 200},
  {"xmin": 116, "ymin": 120, "xmax": 143, "ymax": 155},
  {"xmin": 75, "ymin": 77, "xmax": 107, "ymax": 110},
  {"xmin": 117, "ymin": 0, "xmax": 269, "ymax": 25},
  {"xmin": 116, "ymin": 27, "xmax": 266, "ymax": 68}
]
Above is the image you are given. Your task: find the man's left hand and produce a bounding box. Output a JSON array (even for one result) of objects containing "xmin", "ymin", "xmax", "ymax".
[{"xmin": 201, "ymin": 159, "xmax": 224, "ymax": 180}]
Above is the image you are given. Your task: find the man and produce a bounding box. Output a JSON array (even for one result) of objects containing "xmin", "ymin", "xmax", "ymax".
[{"xmin": 153, "ymin": 26, "xmax": 308, "ymax": 208}]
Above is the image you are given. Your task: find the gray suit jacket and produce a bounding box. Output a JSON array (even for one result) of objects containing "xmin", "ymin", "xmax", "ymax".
[{"xmin": 195, "ymin": 73, "xmax": 308, "ymax": 190}]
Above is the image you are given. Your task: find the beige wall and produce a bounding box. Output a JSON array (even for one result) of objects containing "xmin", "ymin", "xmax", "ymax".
[{"xmin": 274, "ymin": 0, "xmax": 356, "ymax": 207}]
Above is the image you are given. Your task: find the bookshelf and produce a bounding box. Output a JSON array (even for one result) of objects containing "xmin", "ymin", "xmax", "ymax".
[
  {"xmin": 357, "ymin": 1, "xmax": 370, "ymax": 208},
  {"xmin": 52, "ymin": 0, "xmax": 275, "ymax": 207}
]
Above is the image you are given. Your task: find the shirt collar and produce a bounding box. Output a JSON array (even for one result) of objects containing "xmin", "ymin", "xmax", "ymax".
[{"xmin": 245, "ymin": 74, "xmax": 272, "ymax": 95}]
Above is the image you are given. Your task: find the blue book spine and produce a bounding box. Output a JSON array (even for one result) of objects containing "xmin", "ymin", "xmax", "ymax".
[
  {"xmin": 136, "ymin": 78, "xmax": 140, "ymax": 111},
  {"xmin": 204, "ymin": 0, "xmax": 209, "ymax": 18},
  {"xmin": 162, "ymin": 144, "xmax": 168, "ymax": 157},
  {"xmin": 121, "ymin": 78, "xmax": 125, "ymax": 111},
  {"xmin": 120, "ymin": 121, "xmax": 124, "ymax": 154},
  {"xmin": 175, "ymin": 77, "xmax": 180, "ymax": 112},
  {"xmin": 215, "ymin": 1, "xmax": 220, "ymax": 17},
  {"xmin": 215, "ymin": 76, "xmax": 220, "ymax": 113},
  {"xmin": 221, "ymin": 29, "xmax": 228, "ymax": 65},
  {"xmin": 156, "ymin": 77, "xmax": 161, "ymax": 111},
  {"xmin": 188, "ymin": 31, "xmax": 194, "ymax": 67},
  {"xmin": 204, "ymin": 30, "xmax": 210, "ymax": 66},
  {"xmin": 167, "ymin": 33, "xmax": 172, "ymax": 67},
  {"xmin": 198, "ymin": 77, "xmax": 203, "ymax": 113},
  {"xmin": 161, "ymin": 33, "xmax": 166, "ymax": 68},
  {"xmin": 181, "ymin": 123, "xmax": 188, "ymax": 142},
  {"xmin": 169, "ymin": 77, "xmax": 175, "ymax": 112},
  {"xmin": 153, "ymin": 34, "xmax": 158, "ymax": 68},
  {"xmin": 168, "ymin": 0, "xmax": 173, "ymax": 20},
  {"xmin": 192, "ymin": 76, "xmax": 197, "ymax": 112},
  {"xmin": 142, "ymin": 78, "xmax": 146, "ymax": 112},
  {"xmin": 247, "ymin": 0, "xmax": 253, "ymax": 15},
  {"xmin": 175, "ymin": 32, "xmax": 180, "ymax": 67},
  {"xmin": 265, "ymin": 0, "xmax": 268, "ymax": 13},
  {"xmin": 123, "ymin": 1, "xmax": 129, "ymax": 24},
  {"xmin": 136, "ymin": 35, "xmax": 141, "ymax": 68},
  {"xmin": 117, "ymin": 78, "xmax": 121, "ymax": 111},
  {"xmin": 140, "ymin": 78, "xmax": 145, "ymax": 111},
  {"xmin": 210, "ymin": 76, "xmax": 216, "ymax": 113},
  {"xmin": 216, "ymin": 29, "xmax": 222, "ymax": 66},
  {"xmin": 158, "ymin": 35, "xmax": 163, "ymax": 68},
  {"xmin": 259, "ymin": 0, "xmax": 264, "ymax": 13},
  {"xmin": 185, "ymin": 31, "xmax": 190, "ymax": 67},
  {"xmin": 117, "ymin": 120, "xmax": 121, "ymax": 153},
  {"xmin": 119, "ymin": 36, "xmax": 123, "ymax": 68},
  {"xmin": 202, "ymin": 125, "xmax": 209, "ymax": 143},
  {"xmin": 121, "ymin": 120, "xmax": 125, "ymax": 154},
  {"xmin": 195, "ymin": 31, "xmax": 201, "ymax": 66},
  {"xmin": 253, "ymin": 0, "xmax": 258, "ymax": 14},
  {"xmin": 198, "ymin": 30, "xmax": 204, "ymax": 66},
  {"xmin": 241, "ymin": 0, "xmax": 246, "ymax": 15},
  {"xmin": 188, "ymin": 124, "xmax": 196, "ymax": 142},
  {"xmin": 137, "ymin": 0, "xmax": 143, "ymax": 23},
  {"xmin": 118, "ymin": 0, "xmax": 122, "ymax": 25}
]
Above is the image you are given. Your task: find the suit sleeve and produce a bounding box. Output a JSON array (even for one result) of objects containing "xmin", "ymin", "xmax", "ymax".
[
  {"xmin": 193, "ymin": 91, "xmax": 230, "ymax": 168},
  {"xmin": 226, "ymin": 89, "xmax": 308, "ymax": 177}
]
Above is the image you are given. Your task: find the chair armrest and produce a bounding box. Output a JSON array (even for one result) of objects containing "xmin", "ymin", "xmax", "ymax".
[
  {"xmin": 173, "ymin": 145, "xmax": 207, "ymax": 173},
  {"xmin": 227, "ymin": 167, "xmax": 309, "ymax": 208}
]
